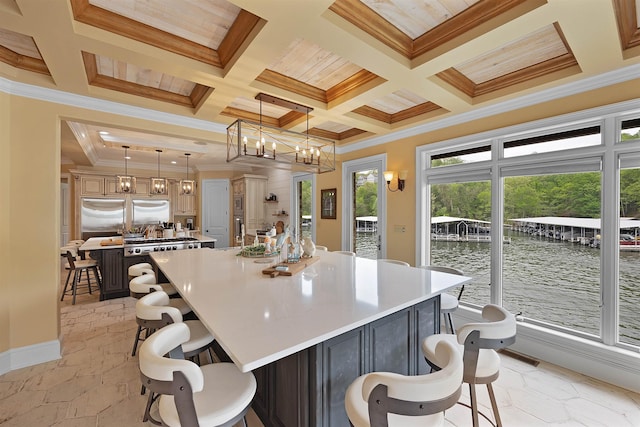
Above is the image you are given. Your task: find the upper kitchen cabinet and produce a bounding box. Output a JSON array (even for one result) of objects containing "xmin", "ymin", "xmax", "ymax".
[
  {"xmin": 77, "ymin": 174, "xmax": 152, "ymax": 197},
  {"xmin": 170, "ymin": 181, "xmax": 196, "ymax": 216},
  {"xmin": 232, "ymin": 174, "xmax": 267, "ymax": 231}
]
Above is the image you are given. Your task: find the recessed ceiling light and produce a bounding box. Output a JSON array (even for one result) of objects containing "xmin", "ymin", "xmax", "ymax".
[
  {"xmin": 99, "ymin": 131, "xmax": 109, "ymax": 135},
  {"xmin": 171, "ymin": 161, "xmax": 177, "ymax": 164}
]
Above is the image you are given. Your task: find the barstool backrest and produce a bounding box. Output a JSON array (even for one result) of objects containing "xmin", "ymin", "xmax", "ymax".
[
  {"xmin": 136, "ymin": 291, "xmax": 183, "ymax": 324},
  {"xmin": 65, "ymin": 251, "xmax": 76, "ymax": 270},
  {"xmin": 139, "ymin": 322, "xmax": 204, "ymax": 392},
  {"xmin": 362, "ymin": 340, "xmax": 462, "ymax": 423},
  {"xmin": 456, "ymin": 304, "xmax": 516, "ymax": 382},
  {"xmin": 130, "ymin": 274, "xmax": 163, "ymax": 294},
  {"xmin": 378, "ymin": 259, "xmax": 410, "ymax": 267},
  {"xmin": 420, "ymin": 265, "xmax": 464, "ymax": 276}
]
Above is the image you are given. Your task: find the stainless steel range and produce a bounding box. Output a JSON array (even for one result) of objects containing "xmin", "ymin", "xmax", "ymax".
[{"xmin": 124, "ymin": 237, "xmax": 201, "ymax": 257}]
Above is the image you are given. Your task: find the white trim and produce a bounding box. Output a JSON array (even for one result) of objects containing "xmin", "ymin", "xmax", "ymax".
[
  {"xmin": 0, "ymin": 76, "xmax": 228, "ymax": 136},
  {"xmin": 341, "ymin": 154, "xmax": 387, "ymax": 255},
  {"xmin": 0, "ymin": 339, "xmax": 61, "ymax": 375},
  {"xmin": 454, "ymin": 308, "xmax": 640, "ymax": 393}
]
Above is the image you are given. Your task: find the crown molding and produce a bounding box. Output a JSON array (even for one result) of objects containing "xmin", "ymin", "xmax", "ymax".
[
  {"xmin": 3, "ymin": 62, "xmax": 640, "ymax": 158},
  {"xmin": 0, "ymin": 77, "xmax": 228, "ymax": 136}
]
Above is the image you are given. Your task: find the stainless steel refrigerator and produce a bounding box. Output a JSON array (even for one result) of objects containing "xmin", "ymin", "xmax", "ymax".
[{"xmin": 81, "ymin": 198, "xmax": 125, "ymax": 238}]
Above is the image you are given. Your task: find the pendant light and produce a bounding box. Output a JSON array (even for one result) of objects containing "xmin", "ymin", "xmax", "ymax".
[
  {"xmin": 180, "ymin": 153, "xmax": 195, "ymax": 195},
  {"xmin": 116, "ymin": 145, "xmax": 136, "ymax": 193},
  {"xmin": 150, "ymin": 149, "xmax": 168, "ymax": 195}
]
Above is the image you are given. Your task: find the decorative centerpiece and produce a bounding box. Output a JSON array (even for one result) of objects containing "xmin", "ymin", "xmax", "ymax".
[{"xmin": 239, "ymin": 244, "xmax": 279, "ymax": 258}]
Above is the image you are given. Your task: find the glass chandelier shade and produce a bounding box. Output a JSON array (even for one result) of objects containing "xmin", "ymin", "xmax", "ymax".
[
  {"xmin": 180, "ymin": 153, "xmax": 195, "ymax": 195},
  {"xmin": 149, "ymin": 149, "xmax": 168, "ymax": 195},
  {"xmin": 116, "ymin": 145, "xmax": 136, "ymax": 194}
]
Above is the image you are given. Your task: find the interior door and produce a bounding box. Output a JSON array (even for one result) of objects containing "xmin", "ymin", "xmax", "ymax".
[
  {"xmin": 291, "ymin": 173, "xmax": 315, "ymax": 244},
  {"xmin": 342, "ymin": 154, "xmax": 387, "ymax": 259},
  {"xmin": 202, "ymin": 179, "xmax": 230, "ymax": 248}
]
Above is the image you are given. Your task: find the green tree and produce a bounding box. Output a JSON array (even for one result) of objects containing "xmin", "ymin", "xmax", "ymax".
[{"xmin": 355, "ymin": 182, "xmax": 377, "ymax": 217}]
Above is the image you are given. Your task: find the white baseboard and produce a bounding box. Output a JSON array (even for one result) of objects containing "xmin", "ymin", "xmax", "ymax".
[
  {"xmin": 0, "ymin": 339, "xmax": 61, "ymax": 376},
  {"xmin": 454, "ymin": 308, "xmax": 640, "ymax": 394}
]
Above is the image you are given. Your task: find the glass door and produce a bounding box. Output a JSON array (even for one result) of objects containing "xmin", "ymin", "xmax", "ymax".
[
  {"xmin": 291, "ymin": 173, "xmax": 315, "ymax": 243},
  {"xmin": 342, "ymin": 155, "xmax": 386, "ymax": 258}
]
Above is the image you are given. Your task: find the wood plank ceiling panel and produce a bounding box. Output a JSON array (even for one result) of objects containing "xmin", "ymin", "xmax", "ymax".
[
  {"xmin": 267, "ymin": 38, "xmax": 362, "ymax": 91},
  {"xmin": 455, "ymin": 24, "xmax": 568, "ymax": 84},
  {"xmin": 89, "ymin": 0, "xmax": 240, "ymax": 49},
  {"xmin": 368, "ymin": 89, "xmax": 428, "ymax": 114},
  {"xmin": 361, "ymin": 0, "xmax": 481, "ymax": 39}
]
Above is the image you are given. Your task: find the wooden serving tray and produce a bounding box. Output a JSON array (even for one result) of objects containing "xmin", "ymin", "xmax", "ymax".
[{"xmin": 262, "ymin": 256, "xmax": 320, "ymax": 278}]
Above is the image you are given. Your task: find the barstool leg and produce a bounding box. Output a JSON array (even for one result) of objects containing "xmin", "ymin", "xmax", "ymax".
[
  {"xmin": 487, "ymin": 383, "xmax": 503, "ymax": 427},
  {"xmin": 72, "ymin": 271, "xmax": 79, "ymax": 305},
  {"xmin": 469, "ymin": 383, "xmax": 480, "ymax": 427},
  {"xmin": 132, "ymin": 325, "xmax": 143, "ymax": 356},
  {"xmin": 60, "ymin": 270, "xmax": 72, "ymax": 301}
]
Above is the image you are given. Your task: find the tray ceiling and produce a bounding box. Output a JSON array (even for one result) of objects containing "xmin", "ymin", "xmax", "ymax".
[{"xmin": 1, "ymin": 0, "xmax": 639, "ymax": 170}]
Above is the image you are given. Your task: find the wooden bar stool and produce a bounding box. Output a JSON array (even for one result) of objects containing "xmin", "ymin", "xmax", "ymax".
[{"xmin": 60, "ymin": 250, "xmax": 102, "ymax": 305}]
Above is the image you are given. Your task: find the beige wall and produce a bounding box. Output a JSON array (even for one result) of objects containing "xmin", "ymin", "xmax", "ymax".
[
  {"xmin": 0, "ymin": 90, "xmax": 9, "ymax": 353},
  {"xmin": 5, "ymin": 96, "xmax": 61, "ymax": 350},
  {"xmin": 3, "ymin": 75, "xmax": 640, "ymax": 361}
]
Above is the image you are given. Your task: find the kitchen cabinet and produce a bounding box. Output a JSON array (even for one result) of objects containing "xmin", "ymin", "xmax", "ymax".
[
  {"xmin": 170, "ymin": 181, "xmax": 196, "ymax": 216},
  {"xmin": 79, "ymin": 175, "xmax": 151, "ymax": 197},
  {"xmin": 232, "ymin": 174, "xmax": 267, "ymax": 231}
]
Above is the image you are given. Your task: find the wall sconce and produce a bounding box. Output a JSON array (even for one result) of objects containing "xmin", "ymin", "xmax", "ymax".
[{"xmin": 383, "ymin": 170, "xmax": 408, "ymax": 192}]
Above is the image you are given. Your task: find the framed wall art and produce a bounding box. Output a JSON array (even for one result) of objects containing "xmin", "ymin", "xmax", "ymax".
[{"xmin": 321, "ymin": 188, "xmax": 337, "ymax": 219}]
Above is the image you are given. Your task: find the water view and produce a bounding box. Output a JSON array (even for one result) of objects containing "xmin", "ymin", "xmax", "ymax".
[{"xmin": 355, "ymin": 230, "xmax": 640, "ymax": 347}]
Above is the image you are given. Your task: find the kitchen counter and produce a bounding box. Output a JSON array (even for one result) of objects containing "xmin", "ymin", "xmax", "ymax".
[
  {"xmin": 79, "ymin": 234, "xmax": 216, "ymax": 251},
  {"xmin": 77, "ymin": 234, "xmax": 216, "ymax": 300},
  {"xmin": 151, "ymin": 248, "xmax": 470, "ymax": 426}
]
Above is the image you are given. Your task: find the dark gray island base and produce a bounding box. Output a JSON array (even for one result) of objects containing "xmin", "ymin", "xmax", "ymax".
[{"xmin": 212, "ymin": 297, "xmax": 440, "ymax": 426}]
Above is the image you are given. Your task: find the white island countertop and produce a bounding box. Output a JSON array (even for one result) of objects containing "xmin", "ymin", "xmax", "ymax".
[
  {"xmin": 151, "ymin": 248, "xmax": 470, "ymax": 373},
  {"xmin": 79, "ymin": 234, "xmax": 216, "ymax": 251}
]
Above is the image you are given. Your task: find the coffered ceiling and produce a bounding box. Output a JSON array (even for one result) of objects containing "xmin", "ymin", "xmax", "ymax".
[{"xmin": 1, "ymin": 0, "xmax": 639, "ymax": 172}]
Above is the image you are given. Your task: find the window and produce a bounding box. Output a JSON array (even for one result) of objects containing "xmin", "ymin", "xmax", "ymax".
[{"xmin": 420, "ymin": 116, "xmax": 640, "ymax": 352}]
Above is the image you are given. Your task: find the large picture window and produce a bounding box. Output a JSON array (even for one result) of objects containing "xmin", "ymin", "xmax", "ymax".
[{"xmin": 420, "ymin": 115, "xmax": 640, "ymax": 351}]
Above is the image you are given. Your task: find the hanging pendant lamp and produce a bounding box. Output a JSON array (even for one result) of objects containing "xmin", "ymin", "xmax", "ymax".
[
  {"xmin": 116, "ymin": 145, "xmax": 136, "ymax": 193},
  {"xmin": 150, "ymin": 149, "xmax": 168, "ymax": 195},
  {"xmin": 180, "ymin": 153, "xmax": 195, "ymax": 195}
]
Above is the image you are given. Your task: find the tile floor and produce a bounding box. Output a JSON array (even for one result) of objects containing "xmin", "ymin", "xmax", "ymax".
[{"xmin": 1, "ymin": 264, "xmax": 639, "ymax": 426}]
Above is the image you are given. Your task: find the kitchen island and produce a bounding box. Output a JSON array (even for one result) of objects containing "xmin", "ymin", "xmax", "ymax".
[
  {"xmin": 79, "ymin": 235, "xmax": 216, "ymax": 300},
  {"xmin": 151, "ymin": 248, "xmax": 470, "ymax": 426}
]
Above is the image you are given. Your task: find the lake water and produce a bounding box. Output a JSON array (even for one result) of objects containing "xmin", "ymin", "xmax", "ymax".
[{"xmin": 355, "ymin": 231, "xmax": 640, "ymax": 347}]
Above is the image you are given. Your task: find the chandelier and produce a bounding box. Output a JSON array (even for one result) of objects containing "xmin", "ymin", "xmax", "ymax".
[
  {"xmin": 180, "ymin": 153, "xmax": 195, "ymax": 195},
  {"xmin": 150, "ymin": 149, "xmax": 168, "ymax": 195},
  {"xmin": 115, "ymin": 145, "xmax": 136, "ymax": 193},
  {"xmin": 226, "ymin": 93, "xmax": 335, "ymax": 173}
]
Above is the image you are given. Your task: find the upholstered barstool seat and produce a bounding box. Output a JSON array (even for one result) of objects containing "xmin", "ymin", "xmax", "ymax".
[
  {"xmin": 129, "ymin": 270, "xmax": 178, "ymax": 298},
  {"xmin": 139, "ymin": 322, "xmax": 256, "ymax": 427},
  {"xmin": 345, "ymin": 340, "xmax": 463, "ymax": 427},
  {"xmin": 131, "ymin": 289, "xmax": 193, "ymax": 357},
  {"xmin": 128, "ymin": 262, "xmax": 153, "ymax": 279},
  {"xmin": 421, "ymin": 304, "xmax": 516, "ymax": 427}
]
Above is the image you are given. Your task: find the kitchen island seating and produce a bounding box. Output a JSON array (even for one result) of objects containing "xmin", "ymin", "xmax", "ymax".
[
  {"xmin": 345, "ymin": 339, "xmax": 463, "ymax": 427},
  {"xmin": 130, "ymin": 275, "xmax": 192, "ymax": 356},
  {"xmin": 139, "ymin": 322, "xmax": 257, "ymax": 427},
  {"xmin": 378, "ymin": 259, "xmax": 410, "ymax": 267},
  {"xmin": 60, "ymin": 250, "xmax": 102, "ymax": 305},
  {"xmin": 129, "ymin": 269, "xmax": 178, "ymax": 298},
  {"xmin": 128, "ymin": 262, "xmax": 153, "ymax": 279},
  {"xmin": 135, "ymin": 291, "xmax": 217, "ymax": 424},
  {"xmin": 421, "ymin": 304, "xmax": 516, "ymax": 427},
  {"xmin": 419, "ymin": 266, "xmax": 465, "ymax": 334},
  {"xmin": 334, "ymin": 250, "xmax": 356, "ymax": 256}
]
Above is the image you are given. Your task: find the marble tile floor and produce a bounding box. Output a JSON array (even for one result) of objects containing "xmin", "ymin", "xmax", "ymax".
[{"xmin": 1, "ymin": 266, "xmax": 639, "ymax": 426}]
